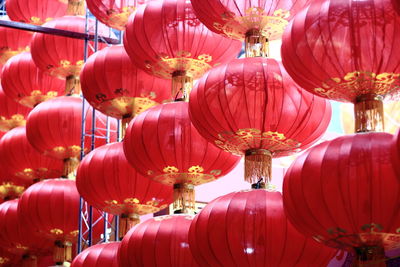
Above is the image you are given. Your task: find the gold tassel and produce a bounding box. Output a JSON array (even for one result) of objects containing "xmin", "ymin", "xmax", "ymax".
[
  {"xmin": 354, "ymin": 94, "xmax": 384, "ymax": 133},
  {"xmin": 245, "ymin": 149, "xmax": 272, "ymax": 184},
  {"xmin": 354, "ymin": 246, "xmax": 386, "ymax": 267},
  {"xmin": 21, "ymin": 254, "xmax": 37, "ymax": 267},
  {"xmin": 119, "ymin": 213, "xmax": 140, "ymax": 239},
  {"xmin": 53, "ymin": 241, "xmax": 73, "ymax": 265},
  {"xmin": 245, "ymin": 29, "xmax": 269, "ymax": 58},
  {"xmin": 173, "ymin": 183, "xmax": 195, "ymax": 214},
  {"xmin": 67, "ymin": 0, "xmax": 85, "ymax": 16},
  {"xmin": 65, "ymin": 75, "xmax": 82, "ymax": 96},
  {"xmin": 62, "ymin": 158, "xmax": 80, "ymax": 179},
  {"xmin": 171, "ymin": 71, "xmax": 193, "ymax": 102}
]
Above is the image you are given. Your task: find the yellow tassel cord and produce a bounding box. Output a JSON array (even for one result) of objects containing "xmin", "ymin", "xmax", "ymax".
[
  {"xmin": 245, "ymin": 149, "xmax": 272, "ymax": 185},
  {"xmin": 173, "ymin": 183, "xmax": 195, "ymax": 214},
  {"xmin": 65, "ymin": 75, "xmax": 82, "ymax": 96},
  {"xmin": 171, "ymin": 71, "xmax": 193, "ymax": 102},
  {"xmin": 354, "ymin": 94, "xmax": 384, "ymax": 133},
  {"xmin": 62, "ymin": 158, "xmax": 80, "ymax": 179},
  {"xmin": 354, "ymin": 246, "xmax": 386, "ymax": 267},
  {"xmin": 67, "ymin": 0, "xmax": 85, "ymax": 16},
  {"xmin": 53, "ymin": 241, "xmax": 73, "ymax": 265},
  {"xmin": 245, "ymin": 29, "xmax": 269, "ymax": 58},
  {"xmin": 118, "ymin": 213, "xmax": 140, "ymax": 239},
  {"xmin": 21, "ymin": 254, "xmax": 37, "ymax": 267}
]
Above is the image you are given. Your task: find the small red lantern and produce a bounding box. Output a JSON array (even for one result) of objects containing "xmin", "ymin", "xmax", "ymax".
[
  {"xmin": 0, "ymin": 87, "xmax": 32, "ymax": 132},
  {"xmin": 123, "ymin": 101, "xmax": 240, "ymax": 213},
  {"xmin": 119, "ymin": 215, "xmax": 197, "ymax": 267},
  {"xmin": 2, "ymin": 52, "xmax": 65, "ymax": 108},
  {"xmin": 76, "ymin": 142, "xmax": 173, "ymax": 238},
  {"xmin": 72, "ymin": 242, "xmax": 119, "ymax": 267},
  {"xmin": 283, "ymin": 132, "xmax": 400, "ymax": 266},
  {"xmin": 31, "ymin": 16, "xmax": 112, "ymax": 95},
  {"xmin": 0, "ymin": 23, "xmax": 31, "ymax": 69}
]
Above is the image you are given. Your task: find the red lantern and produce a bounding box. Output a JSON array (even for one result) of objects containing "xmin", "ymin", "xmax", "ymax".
[
  {"xmin": 281, "ymin": 0, "xmax": 400, "ymax": 133},
  {"xmin": 123, "ymin": 0, "xmax": 242, "ymax": 99},
  {"xmin": 72, "ymin": 242, "xmax": 119, "ymax": 267},
  {"xmin": 189, "ymin": 190, "xmax": 337, "ymax": 266},
  {"xmin": 189, "ymin": 57, "xmax": 331, "ymax": 184},
  {"xmin": 0, "ymin": 23, "xmax": 31, "ymax": 69},
  {"xmin": 31, "ymin": 16, "xmax": 112, "ymax": 95},
  {"xmin": 0, "ymin": 87, "xmax": 32, "ymax": 132},
  {"xmin": 87, "ymin": 0, "xmax": 146, "ymax": 30},
  {"xmin": 283, "ymin": 132, "xmax": 400, "ymax": 266},
  {"xmin": 26, "ymin": 96, "xmax": 117, "ymax": 178},
  {"xmin": 123, "ymin": 101, "xmax": 240, "ymax": 213},
  {"xmin": 76, "ymin": 142, "xmax": 173, "ymax": 238},
  {"xmin": 81, "ymin": 45, "xmax": 171, "ymax": 124},
  {"xmin": 2, "ymin": 52, "xmax": 65, "ymax": 108},
  {"xmin": 119, "ymin": 215, "xmax": 198, "ymax": 267}
]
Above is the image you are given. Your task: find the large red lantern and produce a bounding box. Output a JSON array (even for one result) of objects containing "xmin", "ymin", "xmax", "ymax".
[
  {"xmin": 31, "ymin": 16, "xmax": 111, "ymax": 95},
  {"xmin": 281, "ymin": 0, "xmax": 400, "ymax": 133},
  {"xmin": 119, "ymin": 215, "xmax": 197, "ymax": 267},
  {"xmin": 0, "ymin": 23, "xmax": 31, "ymax": 69},
  {"xmin": 76, "ymin": 142, "xmax": 173, "ymax": 238},
  {"xmin": 123, "ymin": 0, "xmax": 242, "ymax": 100},
  {"xmin": 191, "ymin": 0, "xmax": 311, "ymax": 57},
  {"xmin": 189, "ymin": 190, "xmax": 337, "ymax": 266},
  {"xmin": 0, "ymin": 87, "xmax": 32, "ymax": 132},
  {"xmin": 87, "ymin": 0, "xmax": 146, "ymax": 30},
  {"xmin": 81, "ymin": 45, "xmax": 171, "ymax": 126},
  {"xmin": 26, "ymin": 96, "xmax": 117, "ymax": 178},
  {"xmin": 123, "ymin": 101, "xmax": 240, "ymax": 213},
  {"xmin": 2, "ymin": 52, "xmax": 65, "ymax": 108},
  {"xmin": 72, "ymin": 242, "xmax": 119, "ymax": 267},
  {"xmin": 283, "ymin": 132, "xmax": 400, "ymax": 266},
  {"xmin": 189, "ymin": 57, "xmax": 331, "ymax": 184}
]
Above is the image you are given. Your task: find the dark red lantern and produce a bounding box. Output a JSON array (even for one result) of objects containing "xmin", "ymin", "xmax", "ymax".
[
  {"xmin": 76, "ymin": 142, "xmax": 173, "ymax": 238},
  {"xmin": 81, "ymin": 45, "xmax": 171, "ymax": 124},
  {"xmin": 119, "ymin": 215, "xmax": 197, "ymax": 267},
  {"xmin": 0, "ymin": 23, "xmax": 31, "ymax": 69},
  {"xmin": 283, "ymin": 132, "xmax": 400, "ymax": 266},
  {"xmin": 26, "ymin": 96, "xmax": 117, "ymax": 178},
  {"xmin": 281, "ymin": 0, "xmax": 400, "ymax": 133},
  {"xmin": 72, "ymin": 242, "xmax": 119, "ymax": 267},
  {"xmin": 2, "ymin": 52, "xmax": 65, "ymax": 108},
  {"xmin": 189, "ymin": 57, "xmax": 331, "ymax": 184},
  {"xmin": 123, "ymin": 0, "xmax": 242, "ymax": 100},
  {"xmin": 189, "ymin": 190, "xmax": 337, "ymax": 266},
  {"xmin": 123, "ymin": 101, "xmax": 240, "ymax": 213},
  {"xmin": 0, "ymin": 87, "xmax": 32, "ymax": 132},
  {"xmin": 31, "ymin": 16, "xmax": 111, "ymax": 95}
]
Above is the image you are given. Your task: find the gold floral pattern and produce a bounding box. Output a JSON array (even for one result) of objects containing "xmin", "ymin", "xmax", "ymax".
[
  {"xmin": 45, "ymin": 145, "xmax": 82, "ymax": 159},
  {"xmin": 18, "ymin": 90, "xmax": 59, "ymax": 108},
  {"xmin": 0, "ymin": 46, "xmax": 30, "ymax": 65},
  {"xmin": 0, "ymin": 114, "xmax": 26, "ymax": 132},
  {"xmin": 105, "ymin": 6, "xmax": 136, "ymax": 30},
  {"xmin": 50, "ymin": 229, "xmax": 64, "ymax": 235},
  {"xmin": 0, "ymin": 183, "xmax": 25, "ymax": 199},
  {"xmin": 103, "ymin": 197, "xmax": 169, "ymax": 215},
  {"xmin": 47, "ymin": 60, "xmax": 85, "ymax": 78},
  {"xmin": 0, "ymin": 257, "xmax": 10, "ymax": 264}
]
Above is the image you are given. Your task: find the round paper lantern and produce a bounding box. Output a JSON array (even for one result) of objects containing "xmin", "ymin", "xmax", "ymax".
[
  {"xmin": 76, "ymin": 142, "xmax": 173, "ymax": 238},
  {"xmin": 26, "ymin": 96, "xmax": 117, "ymax": 178},
  {"xmin": 2, "ymin": 52, "xmax": 65, "ymax": 108},
  {"xmin": 123, "ymin": 0, "xmax": 242, "ymax": 100},
  {"xmin": 31, "ymin": 16, "xmax": 112, "ymax": 95},
  {"xmin": 281, "ymin": 0, "xmax": 400, "ymax": 133},
  {"xmin": 119, "ymin": 215, "xmax": 197, "ymax": 267},
  {"xmin": 191, "ymin": 0, "xmax": 310, "ymax": 57},
  {"xmin": 283, "ymin": 132, "xmax": 400, "ymax": 266},
  {"xmin": 189, "ymin": 189, "xmax": 337, "ymax": 267},
  {"xmin": 0, "ymin": 87, "xmax": 32, "ymax": 132},
  {"xmin": 0, "ymin": 23, "xmax": 31, "ymax": 69},
  {"xmin": 189, "ymin": 57, "xmax": 331, "ymax": 184},
  {"xmin": 72, "ymin": 242, "xmax": 119, "ymax": 267},
  {"xmin": 0, "ymin": 127, "xmax": 63, "ymax": 182},
  {"xmin": 87, "ymin": 0, "xmax": 146, "ymax": 30},
  {"xmin": 81, "ymin": 45, "xmax": 171, "ymax": 125},
  {"xmin": 123, "ymin": 101, "xmax": 240, "ymax": 213}
]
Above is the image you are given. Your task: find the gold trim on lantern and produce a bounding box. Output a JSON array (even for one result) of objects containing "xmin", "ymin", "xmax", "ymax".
[
  {"xmin": 18, "ymin": 90, "xmax": 59, "ymax": 108},
  {"xmin": 103, "ymin": 198, "xmax": 168, "ymax": 215},
  {"xmin": 47, "ymin": 60, "xmax": 84, "ymax": 79},
  {"xmin": 0, "ymin": 257, "xmax": 10, "ymax": 264},
  {"xmin": 0, "ymin": 114, "xmax": 26, "ymax": 132},
  {"xmin": 0, "ymin": 182, "xmax": 25, "ymax": 199},
  {"xmin": 45, "ymin": 145, "xmax": 82, "ymax": 160},
  {"xmin": 0, "ymin": 46, "xmax": 30, "ymax": 65},
  {"xmin": 67, "ymin": 0, "xmax": 85, "ymax": 16},
  {"xmin": 105, "ymin": 6, "xmax": 136, "ymax": 30}
]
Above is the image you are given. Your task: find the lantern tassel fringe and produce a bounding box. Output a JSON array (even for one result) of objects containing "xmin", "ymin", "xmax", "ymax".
[
  {"xmin": 245, "ymin": 149, "xmax": 272, "ymax": 184},
  {"xmin": 65, "ymin": 75, "xmax": 82, "ymax": 96},
  {"xmin": 54, "ymin": 240, "xmax": 72, "ymax": 265},
  {"xmin": 245, "ymin": 29, "xmax": 269, "ymax": 58},
  {"xmin": 67, "ymin": 0, "xmax": 85, "ymax": 16},
  {"xmin": 119, "ymin": 213, "xmax": 140, "ymax": 239},
  {"xmin": 21, "ymin": 254, "xmax": 37, "ymax": 267},
  {"xmin": 173, "ymin": 183, "xmax": 195, "ymax": 214},
  {"xmin": 62, "ymin": 157, "xmax": 80, "ymax": 179},
  {"xmin": 354, "ymin": 94, "xmax": 384, "ymax": 133},
  {"xmin": 354, "ymin": 245, "xmax": 386, "ymax": 267}
]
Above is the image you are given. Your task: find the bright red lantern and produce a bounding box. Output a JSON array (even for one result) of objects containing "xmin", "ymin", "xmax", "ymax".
[
  {"xmin": 81, "ymin": 45, "xmax": 171, "ymax": 123},
  {"xmin": 189, "ymin": 190, "xmax": 337, "ymax": 266},
  {"xmin": 123, "ymin": 101, "xmax": 240, "ymax": 213},
  {"xmin": 283, "ymin": 132, "xmax": 400, "ymax": 265},
  {"xmin": 87, "ymin": 0, "xmax": 146, "ymax": 30},
  {"xmin": 119, "ymin": 215, "xmax": 197, "ymax": 267},
  {"xmin": 2, "ymin": 52, "xmax": 65, "ymax": 108},
  {"xmin": 76, "ymin": 142, "xmax": 173, "ymax": 238},
  {"xmin": 0, "ymin": 87, "xmax": 32, "ymax": 132},
  {"xmin": 26, "ymin": 96, "xmax": 117, "ymax": 177},
  {"xmin": 189, "ymin": 57, "xmax": 331, "ymax": 184},
  {"xmin": 0, "ymin": 23, "xmax": 31, "ymax": 69},
  {"xmin": 72, "ymin": 242, "xmax": 119, "ymax": 267},
  {"xmin": 281, "ymin": 0, "xmax": 400, "ymax": 133},
  {"xmin": 31, "ymin": 16, "xmax": 112, "ymax": 95}
]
